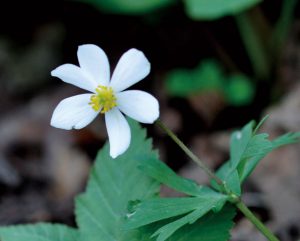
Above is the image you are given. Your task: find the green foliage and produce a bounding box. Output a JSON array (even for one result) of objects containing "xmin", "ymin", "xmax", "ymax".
[
  {"xmin": 238, "ymin": 132, "xmax": 272, "ymax": 181},
  {"xmin": 224, "ymin": 74, "xmax": 255, "ymax": 106},
  {"xmin": 139, "ymin": 155, "xmax": 228, "ymax": 211},
  {"xmin": 165, "ymin": 60, "xmax": 255, "ymax": 106},
  {"xmin": 2, "ymin": 119, "xmax": 299, "ymax": 241},
  {"xmin": 214, "ymin": 165, "xmax": 241, "ymax": 195},
  {"xmin": 144, "ymin": 204, "xmax": 236, "ymax": 241},
  {"xmin": 272, "ymin": 132, "xmax": 300, "ymax": 149},
  {"xmin": 214, "ymin": 118, "xmax": 300, "ymax": 187},
  {"xmin": 150, "ymin": 203, "xmax": 233, "ymax": 241},
  {"xmin": 125, "ymin": 197, "xmax": 224, "ymax": 229},
  {"xmin": 139, "ymin": 156, "xmax": 210, "ymax": 196},
  {"xmin": 0, "ymin": 224, "xmax": 78, "ymax": 241},
  {"xmin": 165, "ymin": 60, "xmax": 223, "ymax": 97},
  {"xmin": 272, "ymin": 0, "xmax": 298, "ymax": 55},
  {"xmin": 0, "ymin": 120, "xmax": 236, "ymax": 241},
  {"xmin": 78, "ymin": 0, "xmax": 175, "ymax": 14},
  {"xmin": 235, "ymin": 12, "xmax": 270, "ymax": 80},
  {"xmin": 126, "ymin": 156, "xmax": 233, "ymax": 241},
  {"xmin": 75, "ymin": 119, "xmax": 160, "ymax": 241},
  {"xmin": 184, "ymin": 0, "xmax": 262, "ymax": 20}
]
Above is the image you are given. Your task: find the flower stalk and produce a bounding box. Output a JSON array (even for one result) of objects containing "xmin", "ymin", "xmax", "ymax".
[
  {"xmin": 156, "ymin": 120, "xmax": 223, "ymax": 186},
  {"xmin": 236, "ymin": 202, "xmax": 280, "ymax": 241}
]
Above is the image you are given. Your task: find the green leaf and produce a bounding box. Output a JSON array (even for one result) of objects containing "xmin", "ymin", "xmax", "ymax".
[
  {"xmin": 165, "ymin": 60, "xmax": 255, "ymax": 106},
  {"xmin": 139, "ymin": 156, "xmax": 228, "ymax": 211},
  {"xmin": 165, "ymin": 60, "xmax": 224, "ymax": 97},
  {"xmin": 79, "ymin": 0, "xmax": 174, "ymax": 14},
  {"xmin": 238, "ymin": 133, "xmax": 273, "ymax": 181},
  {"xmin": 272, "ymin": 0, "xmax": 298, "ymax": 55},
  {"xmin": 235, "ymin": 12, "xmax": 270, "ymax": 79},
  {"xmin": 213, "ymin": 164, "xmax": 241, "ymax": 196},
  {"xmin": 214, "ymin": 118, "xmax": 300, "ymax": 195},
  {"xmin": 213, "ymin": 119, "xmax": 271, "ymax": 190},
  {"xmin": 75, "ymin": 119, "xmax": 160, "ymax": 241},
  {"xmin": 228, "ymin": 120, "xmax": 273, "ymax": 182},
  {"xmin": 151, "ymin": 205, "xmax": 216, "ymax": 241},
  {"xmin": 125, "ymin": 197, "xmax": 211, "ymax": 229},
  {"xmin": 230, "ymin": 121, "xmax": 254, "ymax": 169},
  {"xmin": 184, "ymin": 0, "xmax": 262, "ymax": 20},
  {"xmin": 224, "ymin": 74, "xmax": 255, "ymax": 106},
  {"xmin": 139, "ymin": 156, "xmax": 205, "ymax": 196},
  {"xmin": 272, "ymin": 132, "xmax": 300, "ymax": 149},
  {"xmin": 219, "ymin": 118, "xmax": 300, "ymax": 185},
  {"xmin": 125, "ymin": 193, "xmax": 227, "ymax": 230},
  {"xmin": 145, "ymin": 204, "xmax": 236, "ymax": 241},
  {"xmin": 0, "ymin": 223, "xmax": 78, "ymax": 241}
]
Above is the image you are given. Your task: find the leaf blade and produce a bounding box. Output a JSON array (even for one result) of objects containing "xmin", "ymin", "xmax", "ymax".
[
  {"xmin": 139, "ymin": 156, "xmax": 205, "ymax": 196},
  {"xmin": 75, "ymin": 119, "xmax": 160, "ymax": 241},
  {"xmin": 144, "ymin": 204, "xmax": 236, "ymax": 241},
  {"xmin": 184, "ymin": 0, "xmax": 262, "ymax": 20},
  {"xmin": 0, "ymin": 223, "xmax": 78, "ymax": 241}
]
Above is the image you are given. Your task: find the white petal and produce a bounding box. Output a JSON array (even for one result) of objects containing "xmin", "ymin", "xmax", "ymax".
[
  {"xmin": 116, "ymin": 90, "xmax": 159, "ymax": 124},
  {"xmin": 110, "ymin": 48, "xmax": 150, "ymax": 92},
  {"xmin": 77, "ymin": 44, "xmax": 110, "ymax": 86},
  {"xmin": 105, "ymin": 108, "xmax": 131, "ymax": 158},
  {"xmin": 51, "ymin": 94, "xmax": 99, "ymax": 130},
  {"xmin": 51, "ymin": 64, "xmax": 97, "ymax": 92}
]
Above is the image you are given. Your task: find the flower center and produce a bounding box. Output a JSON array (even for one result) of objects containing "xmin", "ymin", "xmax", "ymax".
[{"xmin": 89, "ymin": 85, "xmax": 117, "ymax": 113}]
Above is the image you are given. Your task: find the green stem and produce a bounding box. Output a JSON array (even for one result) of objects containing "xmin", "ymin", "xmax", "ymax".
[
  {"xmin": 156, "ymin": 119, "xmax": 281, "ymax": 241},
  {"xmin": 272, "ymin": 0, "xmax": 297, "ymax": 58},
  {"xmin": 235, "ymin": 11, "xmax": 270, "ymax": 80},
  {"xmin": 236, "ymin": 202, "xmax": 280, "ymax": 241},
  {"xmin": 156, "ymin": 119, "xmax": 223, "ymax": 186}
]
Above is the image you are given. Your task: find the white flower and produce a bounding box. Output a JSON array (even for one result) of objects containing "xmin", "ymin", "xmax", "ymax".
[{"xmin": 50, "ymin": 44, "xmax": 159, "ymax": 158}]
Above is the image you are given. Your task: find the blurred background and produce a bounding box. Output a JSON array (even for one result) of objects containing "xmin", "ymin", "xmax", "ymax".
[{"xmin": 0, "ymin": 0, "xmax": 300, "ymax": 240}]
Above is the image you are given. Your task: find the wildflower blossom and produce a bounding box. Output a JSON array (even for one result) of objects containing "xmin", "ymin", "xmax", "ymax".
[{"xmin": 51, "ymin": 44, "xmax": 159, "ymax": 158}]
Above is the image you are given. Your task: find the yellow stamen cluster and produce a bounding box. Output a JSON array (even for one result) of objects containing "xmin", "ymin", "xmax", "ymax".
[{"xmin": 89, "ymin": 85, "xmax": 117, "ymax": 113}]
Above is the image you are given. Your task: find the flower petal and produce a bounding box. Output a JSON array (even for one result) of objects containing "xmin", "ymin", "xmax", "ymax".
[
  {"xmin": 110, "ymin": 48, "xmax": 150, "ymax": 92},
  {"xmin": 51, "ymin": 64, "xmax": 97, "ymax": 92},
  {"xmin": 77, "ymin": 44, "xmax": 110, "ymax": 86},
  {"xmin": 51, "ymin": 94, "xmax": 99, "ymax": 130},
  {"xmin": 116, "ymin": 90, "xmax": 159, "ymax": 124},
  {"xmin": 105, "ymin": 108, "xmax": 131, "ymax": 158}
]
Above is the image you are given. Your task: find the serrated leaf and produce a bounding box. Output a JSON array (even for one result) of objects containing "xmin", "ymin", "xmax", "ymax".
[
  {"xmin": 145, "ymin": 204, "xmax": 236, "ymax": 241},
  {"xmin": 78, "ymin": 0, "xmax": 174, "ymax": 14},
  {"xmin": 219, "ymin": 118, "xmax": 300, "ymax": 185},
  {"xmin": 0, "ymin": 223, "xmax": 78, "ymax": 241},
  {"xmin": 272, "ymin": 132, "xmax": 300, "ymax": 149},
  {"xmin": 75, "ymin": 119, "xmax": 160, "ymax": 241},
  {"xmin": 152, "ymin": 206, "xmax": 213, "ymax": 241},
  {"xmin": 238, "ymin": 133, "xmax": 273, "ymax": 181},
  {"xmin": 139, "ymin": 156, "xmax": 228, "ymax": 211},
  {"xmin": 230, "ymin": 121, "xmax": 254, "ymax": 168},
  {"xmin": 184, "ymin": 0, "xmax": 262, "ymax": 20},
  {"xmin": 125, "ymin": 197, "xmax": 210, "ymax": 229},
  {"xmin": 227, "ymin": 120, "xmax": 272, "ymax": 183},
  {"xmin": 213, "ymin": 164, "xmax": 241, "ymax": 196},
  {"xmin": 125, "ymin": 193, "xmax": 227, "ymax": 231},
  {"xmin": 139, "ymin": 156, "xmax": 205, "ymax": 196},
  {"xmin": 213, "ymin": 119, "xmax": 272, "ymax": 193}
]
